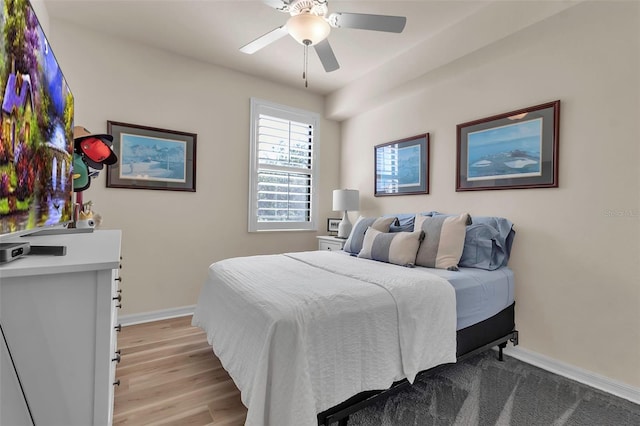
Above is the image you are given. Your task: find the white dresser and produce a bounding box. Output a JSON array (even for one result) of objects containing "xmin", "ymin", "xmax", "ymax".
[{"xmin": 0, "ymin": 230, "xmax": 122, "ymax": 426}]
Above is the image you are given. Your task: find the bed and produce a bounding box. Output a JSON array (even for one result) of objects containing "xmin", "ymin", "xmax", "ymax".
[{"xmin": 193, "ymin": 213, "xmax": 517, "ymax": 425}]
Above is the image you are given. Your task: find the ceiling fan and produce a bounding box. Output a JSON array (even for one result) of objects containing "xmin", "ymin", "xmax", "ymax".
[{"xmin": 240, "ymin": 0, "xmax": 407, "ymax": 85}]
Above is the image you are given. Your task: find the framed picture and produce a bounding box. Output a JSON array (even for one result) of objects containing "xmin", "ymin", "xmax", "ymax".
[
  {"xmin": 106, "ymin": 121, "xmax": 197, "ymax": 192},
  {"xmin": 456, "ymin": 100, "xmax": 560, "ymax": 191},
  {"xmin": 374, "ymin": 133, "xmax": 429, "ymax": 196},
  {"xmin": 327, "ymin": 218, "xmax": 341, "ymax": 233}
]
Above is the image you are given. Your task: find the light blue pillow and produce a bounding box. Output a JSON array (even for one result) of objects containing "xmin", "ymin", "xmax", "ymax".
[
  {"xmin": 468, "ymin": 216, "xmax": 516, "ymax": 266},
  {"xmin": 458, "ymin": 224, "xmax": 502, "ymax": 270},
  {"xmin": 385, "ymin": 212, "xmax": 435, "ymax": 233},
  {"xmin": 386, "ymin": 214, "xmax": 415, "ymax": 232}
]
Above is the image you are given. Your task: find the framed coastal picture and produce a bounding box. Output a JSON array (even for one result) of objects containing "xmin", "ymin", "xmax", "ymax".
[
  {"xmin": 106, "ymin": 121, "xmax": 197, "ymax": 192},
  {"xmin": 327, "ymin": 218, "xmax": 340, "ymax": 233},
  {"xmin": 456, "ymin": 100, "xmax": 560, "ymax": 191},
  {"xmin": 374, "ymin": 133, "xmax": 429, "ymax": 196}
]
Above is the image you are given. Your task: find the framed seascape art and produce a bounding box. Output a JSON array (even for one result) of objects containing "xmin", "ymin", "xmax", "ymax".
[
  {"xmin": 374, "ymin": 133, "xmax": 429, "ymax": 196},
  {"xmin": 106, "ymin": 121, "xmax": 197, "ymax": 192},
  {"xmin": 456, "ymin": 100, "xmax": 560, "ymax": 191}
]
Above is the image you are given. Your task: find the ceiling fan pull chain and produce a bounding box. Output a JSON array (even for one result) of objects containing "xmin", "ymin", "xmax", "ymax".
[
  {"xmin": 302, "ymin": 43, "xmax": 306, "ymax": 82},
  {"xmin": 303, "ymin": 40, "xmax": 310, "ymax": 88}
]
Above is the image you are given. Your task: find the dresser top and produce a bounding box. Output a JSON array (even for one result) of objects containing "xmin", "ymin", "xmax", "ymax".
[
  {"xmin": 316, "ymin": 235, "xmax": 346, "ymax": 242},
  {"xmin": 0, "ymin": 230, "xmax": 122, "ymax": 278}
]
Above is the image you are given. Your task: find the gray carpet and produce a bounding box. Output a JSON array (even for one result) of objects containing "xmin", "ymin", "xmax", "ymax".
[{"xmin": 346, "ymin": 351, "xmax": 640, "ymax": 426}]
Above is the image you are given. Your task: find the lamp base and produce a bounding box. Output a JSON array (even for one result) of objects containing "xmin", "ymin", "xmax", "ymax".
[{"xmin": 337, "ymin": 211, "xmax": 352, "ymax": 239}]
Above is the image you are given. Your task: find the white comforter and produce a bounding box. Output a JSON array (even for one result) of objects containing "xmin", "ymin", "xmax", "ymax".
[{"xmin": 192, "ymin": 250, "xmax": 456, "ymax": 426}]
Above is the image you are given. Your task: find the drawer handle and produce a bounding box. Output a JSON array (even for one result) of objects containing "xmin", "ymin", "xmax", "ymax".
[
  {"xmin": 116, "ymin": 303, "xmax": 122, "ymax": 309},
  {"xmin": 114, "ymin": 324, "xmax": 122, "ymax": 332},
  {"xmin": 117, "ymin": 289, "xmax": 122, "ymax": 294},
  {"xmin": 112, "ymin": 294, "xmax": 122, "ymax": 302},
  {"xmin": 112, "ymin": 353, "xmax": 121, "ymax": 363},
  {"xmin": 113, "ymin": 379, "xmax": 120, "ymax": 387},
  {"xmin": 115, "ymin": 277, "xmax": 122, "ymax": 282}
]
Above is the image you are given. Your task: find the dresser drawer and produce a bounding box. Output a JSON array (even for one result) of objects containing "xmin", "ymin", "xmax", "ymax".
[{"xmin": 317, "ymin": 236, "xmax": 346, "ymax": 251}]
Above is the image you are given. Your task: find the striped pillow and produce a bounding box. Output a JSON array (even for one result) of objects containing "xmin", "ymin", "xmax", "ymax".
[
  {"xmin": 414, "ymin": 213, "xmax": 471, "ymax": 270},
  {"xmin": 358, "ymin": 227, "xmax": 424, "ymax": 267},
  {"xmin": 343, "ymin": 216, "xmax": 396, "ymax": 254}
]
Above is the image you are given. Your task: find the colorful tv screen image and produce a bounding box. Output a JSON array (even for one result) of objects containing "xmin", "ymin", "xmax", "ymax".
[{"xmin": 0, "ymin": 0, "xmax": 74, "ymax": 236}]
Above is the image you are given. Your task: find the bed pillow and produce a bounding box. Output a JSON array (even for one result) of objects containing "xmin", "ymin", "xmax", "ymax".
[
  {"xmin": 386, "ymin": 211, "xmax": 436, "ymax": 233},
  {"xmin": 358, "ymin": 227, "xmax": 424, "ymax": 267},
  {"xmin": 432, "ymin": 212, "xmax": 516, "ymax": 269},
  {"xmin": 343, "ymin": 216, "xmax": 396, "ymax": 254},
  {"xmin": 458, "ymin": 224, "xmax": 504, "ymax": 270},
  {"xmin": 414, "ymin": 213, "xmax": 471, "ymax": 270},
  {"xmin": 385, "ymin": 213, "xmax": 415, "ymax": 232}
]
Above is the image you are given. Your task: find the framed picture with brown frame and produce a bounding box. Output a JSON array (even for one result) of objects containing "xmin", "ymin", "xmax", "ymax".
[
  {"xmin": 106, "ymin": 121, "xmax": 197, "ymax": 192},
  {"xmin": 456, "ymin": 100, "xmax": 560, "ymax": 191},
  {"xmin": 374, "ymin": 133, "xmax": 429, "ymax": 196}
]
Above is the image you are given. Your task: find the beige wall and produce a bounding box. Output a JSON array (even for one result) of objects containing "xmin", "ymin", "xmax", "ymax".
[
  {"xmin": 338, "ymin": 2, "xmax": 640, "ymax": 387},
  {"xmin": 47, "ymin": 23, "xmax": 340, "ymax": 316}
]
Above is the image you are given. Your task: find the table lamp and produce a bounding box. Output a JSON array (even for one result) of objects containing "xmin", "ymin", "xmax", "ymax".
[{"xmin": 332, "ymin": 189, "xmax": 360, "ymax": 238}]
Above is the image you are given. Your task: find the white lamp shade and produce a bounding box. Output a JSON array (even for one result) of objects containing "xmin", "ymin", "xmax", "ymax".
[
  {"xmin": 286, "ymin": 14, "xmax": 331, "ymax": 46},
  {"xmin": 333, "ymin": 189, "xmax": 359, "ymax": 212}
]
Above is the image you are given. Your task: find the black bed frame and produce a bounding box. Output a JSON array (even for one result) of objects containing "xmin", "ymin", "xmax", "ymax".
[{"xmin": 317, "ymin": 302, "xmax": 519, "ymax": 426}]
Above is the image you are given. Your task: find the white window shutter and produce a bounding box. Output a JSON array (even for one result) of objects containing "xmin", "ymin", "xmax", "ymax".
[{"xmin": 249, "ymin": 99, "xmax": 319, "ymax": 232}]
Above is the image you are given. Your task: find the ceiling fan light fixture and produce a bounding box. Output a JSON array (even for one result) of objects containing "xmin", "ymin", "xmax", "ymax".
[{"xmin": 286, "ymin": 13, "xmax": 330, "ymax": 46}]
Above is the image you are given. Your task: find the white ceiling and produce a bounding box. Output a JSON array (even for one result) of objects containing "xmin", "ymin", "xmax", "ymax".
[
  {"xmin": 45, "ymin": 0, "xmax": 495, "ymax": 95},
  {"xmin": 45, "ymin": 0, "xmax": 580, "ymax": 108}
]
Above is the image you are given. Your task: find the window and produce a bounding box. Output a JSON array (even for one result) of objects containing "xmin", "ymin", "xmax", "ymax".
[{"xmin": 248, "ymin": 98, "xmax": 319, "ymax": 232}]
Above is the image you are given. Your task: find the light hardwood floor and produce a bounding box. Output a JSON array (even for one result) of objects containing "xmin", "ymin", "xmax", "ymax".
[{"xmin": 114, "ymin": 316, "xmax": 247, "ymax": 425}]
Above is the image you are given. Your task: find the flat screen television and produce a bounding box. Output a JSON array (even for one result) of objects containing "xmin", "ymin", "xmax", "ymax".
[{"xmin": 0, "ymin": 0, "xmax": 74, "ymax": 240}]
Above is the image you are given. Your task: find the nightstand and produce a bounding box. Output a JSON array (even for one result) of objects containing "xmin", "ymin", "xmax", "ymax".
[{"xmin": 317, "ymin": 236, "xmax": 346, "ymax": 251}]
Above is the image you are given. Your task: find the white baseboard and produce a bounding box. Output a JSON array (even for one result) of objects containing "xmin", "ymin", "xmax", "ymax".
[
  {"xmin": 118, "ymin": 305, "xmax": 195, "ymax": 326},
  {"xmin": 502, "ymin": 346, "xmax": 640, "ymax": 405}
]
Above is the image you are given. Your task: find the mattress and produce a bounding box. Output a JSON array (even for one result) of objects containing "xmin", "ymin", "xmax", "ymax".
[
  {"xmin": 334, "ymin": 250, "xmax": 515, "ymax": 331},
  {"xmin": 422, "ymin": 266, "xmax": 515, "ymax": 330}
]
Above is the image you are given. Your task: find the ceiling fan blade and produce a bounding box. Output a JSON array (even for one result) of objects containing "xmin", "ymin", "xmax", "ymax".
[
  {"xmin": 329, "ymin": 12, "xmax": 407, "ymax": 33},
  {"xmin": 262, "ymin": 0, "xmax": 293, "ymax": 12},
  {"xmin": 313, "ymin": 39, "xmax": 340, "ymax": 72},
  {"xmin": 240, "ymin": 26, "xmax": 289, "ymax": 54}
]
